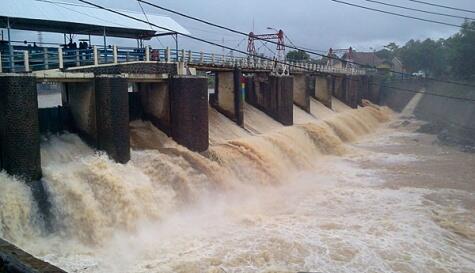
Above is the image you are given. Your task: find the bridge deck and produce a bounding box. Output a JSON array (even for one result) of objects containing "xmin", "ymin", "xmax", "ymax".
[{"xmin": 1, "ymin": 45, "xmax": 365, "ymax": 76}]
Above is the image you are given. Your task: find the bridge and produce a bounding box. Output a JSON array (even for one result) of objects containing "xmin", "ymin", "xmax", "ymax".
[{"xmin": 0, "ymin": 45, "xmax": 365, "ymax": 75}]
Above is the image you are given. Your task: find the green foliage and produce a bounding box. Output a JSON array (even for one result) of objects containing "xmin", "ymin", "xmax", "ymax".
[
  {"xmin": 286, "ymin": 50, "xmax": 310, "ymax": 61},
  {"xmin": 377, "ymin": 21, "xmax": 475, "ymax": 80},
  {"xmin": 447, "ymin": 21, "xmax": 475, "ymax": 80}
]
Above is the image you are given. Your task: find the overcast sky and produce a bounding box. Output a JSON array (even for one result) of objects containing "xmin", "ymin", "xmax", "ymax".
[{"xmin": 7, "ymin": 0, "xmax": 475, "ymax": 57}]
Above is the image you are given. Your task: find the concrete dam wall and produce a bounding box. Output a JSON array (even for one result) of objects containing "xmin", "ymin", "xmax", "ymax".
[{"xmin": 381, "ymin": 78, "xmax": 475, "ymax": 149}]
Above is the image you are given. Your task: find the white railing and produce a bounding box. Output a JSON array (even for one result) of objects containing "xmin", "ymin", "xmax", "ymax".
[{"xmin": 0, "ymin": 45, "xmax": 366, "ymax": 75}]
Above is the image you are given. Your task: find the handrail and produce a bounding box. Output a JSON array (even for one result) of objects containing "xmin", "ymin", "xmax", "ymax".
[{"xmin": 0, "ymin": 45, "xmax": 367, "ymax": 75}]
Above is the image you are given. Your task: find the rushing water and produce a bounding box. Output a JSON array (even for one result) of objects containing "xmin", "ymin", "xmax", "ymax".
[{"xmin": 0, "ymin": 99, "xmax": 474, "ymax": 273}]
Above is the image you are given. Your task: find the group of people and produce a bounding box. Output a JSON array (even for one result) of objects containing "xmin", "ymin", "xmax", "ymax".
[{"xmin": 65, "ymin": 41, "xmax": 89, "ymax": 50}]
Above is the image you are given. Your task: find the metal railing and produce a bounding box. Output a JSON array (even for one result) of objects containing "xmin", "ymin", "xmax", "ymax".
[{"xmin": 0, "ymin": 45, "xmax": 366, "ymax": 75}]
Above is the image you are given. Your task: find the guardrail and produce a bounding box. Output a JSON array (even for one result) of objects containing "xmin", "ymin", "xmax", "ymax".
[{"xmin": 0, "ymin": 45, "xmax": 366, "ymax": 75}]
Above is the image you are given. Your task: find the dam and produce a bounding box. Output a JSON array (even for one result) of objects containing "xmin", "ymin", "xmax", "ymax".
[
  {"xmin": 1, "ymin": 1, "xmax": 475, "ymax": 272},
  {"xmin": 2, "ymin": 75, "xmax": 475, "ymax": 272}
]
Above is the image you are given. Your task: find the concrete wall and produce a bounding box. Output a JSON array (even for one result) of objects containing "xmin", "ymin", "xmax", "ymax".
[
  {"xmin": 246, "ymin": 73, "xmax": 267, "ymax": 111},
  {"xmin": 315, "ymin": 75, "xmax": 332, "ymax": 109},
  {"xmin": 71, "ymin": 62, "xmax": 178, "ymax": 76},
  {"xmin": 67, "ymin": 82, "xmax": 97, "ymax": 144},
  {"xmin": 246, "ymin": 74, "xmax": 294, "ymax": 126},
  {"xmin": 170, "ymin": 76, "xmax": 209, "ymax": 152},
  {"xmin": 138, "ymin": 82, "xmax": 171, "ymax": 134},
  {"xmin": 0, "ymin": 238, "xmax": 66, "ymax": 273},
  {"xmin": 381, "ymin": 79, "xmax": 475, "ymax": 148},
  {"xmin": 293, "ymin": 74, "xmax": 310, "ymax": 112},
  {"xmin": 0, "ymin": 75, "xmax": 42, "ymax": 182},
  {"xmin": 380, "ymin": 79, "xmax": 421, "ymax": 112},
  {"xmin": 210, "ymin": 69, "xmax": 244, "ymax": 125},
  {"xmin": 215, "ymin": 72, "xmax": 235, "ymax": 114}
]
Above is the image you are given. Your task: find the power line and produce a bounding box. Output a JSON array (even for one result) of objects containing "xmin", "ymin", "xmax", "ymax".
[
  {"xmin": 406, "ymin": 0, "xmax": 475, "ymax": 14},
  {"xmin": 381, "ymin": 82, "xmax": 475, "ymax": 102},
  {"xmin": 137, "ymin": 0, "xmax": 475, "ymax": 88},
  {"xmin": 330, "ymin": 0, "xmax": 475, "ymax": 30},
  {"xmin": 364, "ymin": 0, "xmax": 475, "ymax": 20},
  {"xmin": 284, "ymin": 34, "xmax": 300, "ymax": 49},
  {"xmin": 137, "ymin": 0, "xmax": 165, "ymax": 47},
  {"xmin": 258, "ymin": 40, "xmax": 276, "ymax": 56},
  {"xmin": 75, "ymin": 0, "xmax": 475, "ymax": 102},
  {"xmin": 75, "ymin": 0, "xmax": 317, "ymax": 73}
]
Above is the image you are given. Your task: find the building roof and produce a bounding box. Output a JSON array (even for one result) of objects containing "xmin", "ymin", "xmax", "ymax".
[
  {"xmin": 0, "ymin": 0, "xmax": 189, "ymax": 39},
  {"xmin": 343, "ymin": 51, "xmax": 384, "ymax": 67}
]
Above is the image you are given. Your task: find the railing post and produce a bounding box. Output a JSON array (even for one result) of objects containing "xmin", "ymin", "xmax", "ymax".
[
  {"xmin": 43, "ymin": 47, "xmax": 49, "ymax": 70},
  {"xmin": 187, "ymin": 50, "xmax": 192, "ymax": 63},
  {"xmin": 145, "ymin": 46, "xmax": 150, "ymax": 62},
  {"xmin": 93, "ymin": 46, "xmax": 99, "ymax": 66},
  {"xmin": 76, "ymin": 49, "xmax": 80, "ymax": 66},
  {"xmin": 180, "ymin": 49, "xmax": 185, "ymax": 62},
  {"xmin": 58, "ymin": 47, "xmax": 64, "ymax": 69},
  {"xmin": 211, "ymin": 53, "xmax": 215, "ymax": 64},
  {"xmin": 0, "ymin": 52, "xmax": 2, "ymax": 73},
  {"xmin": 166, "ymin": 47, "xmax": 171, "ymax": 63},
  {"xmin": 200, "ymin": 51, "xmax": 204, "ymax": 64},
  {"xmin": 23, "ymin": 51, "xmax": 29, "ymax": 72},
  {"xmin": 113, "ymin": 45, "xmax": 118, "ymax": 64}
]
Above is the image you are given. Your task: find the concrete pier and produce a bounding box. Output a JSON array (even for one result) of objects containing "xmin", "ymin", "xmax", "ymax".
[
  {"xmin": 95, "ymin": 76, "xmax": 130, "ymax": 163},
  {"xmin": 333, "ymin": 75, "xmax": 345, "ymax": 101},
  {"xmin": 292, "ymin": 74, "xmax": 310, "ymax": 112},
  {"xmin": 315, "ymin": 75, "xmax": 333, "ymax": 109},
  {"xmin": 346, "ymin": 76, "xmax": 359, "ymax": 108},
  {"xmin": 246, "ymin": 74, "xmax": 293, "ymax": 126},
  {"xmin": 170, "ymin": 76, "xmax": 209, "ymax": 152},
  {"xmin": 210, "ymin": 68, "xmax": 244, "ymax": 126},
  {"xmin": 0, "ymin": 75, "xmax": 42, "ymax": 181},
  {"xmin": 358, "ymin": 76, "xmax": 369, "ymax": 107},
  {"xmin": 367, "ymin": 75, "xmax": 382, "ymax": 104}
]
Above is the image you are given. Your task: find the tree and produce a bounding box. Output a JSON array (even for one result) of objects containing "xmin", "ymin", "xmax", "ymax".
[
  {"xmin": 286, "ymin": 50, "xmax": 310, "ymax": 62},
  {"xmin": 376, "ymin": 42, "xmax": 399, "ymax": 60},
  {"xmin": 395, "ymin": 38, "xmax": 449, "ymax": 77},
  {"xmin": 448, "ymin": 21, "xmax": 475, "ymax": 80},
  {"xmin": 385, "ymin": 42, "xmax": 399, "ymax": 52}
]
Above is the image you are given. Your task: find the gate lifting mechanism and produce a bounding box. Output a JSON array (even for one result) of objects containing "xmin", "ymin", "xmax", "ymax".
[
  {"xmin": 327, "ymin": 47, "xmax": 355, "ymax": 69},
  {"xmin": 247, "ymin": 29, "xmax": 289, "ymax": 76}
]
